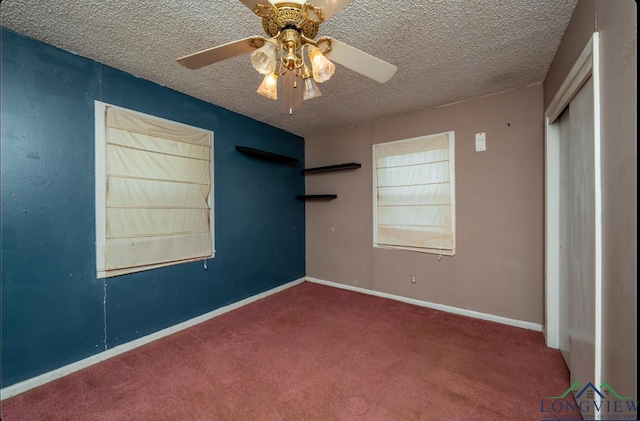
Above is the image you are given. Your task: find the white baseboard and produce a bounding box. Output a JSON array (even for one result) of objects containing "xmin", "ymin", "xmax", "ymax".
[
  {"xmin": 1, "ymin": 277, "xmax": 306, "ymax": 400},
  {"xmin": 305, "ymin": 277, "xmax": 543, "ymax": 332}
]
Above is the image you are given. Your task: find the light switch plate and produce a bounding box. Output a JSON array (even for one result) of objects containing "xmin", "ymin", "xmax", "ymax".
[{"xmin": 475, "ymin": 132, "xmax": 486, "ymax": 152}]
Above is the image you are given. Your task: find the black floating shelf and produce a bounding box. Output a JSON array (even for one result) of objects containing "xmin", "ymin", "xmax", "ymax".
[
  {"xmin": 303, "ymin": 163, "xmax": 361, "ymax": 174},
  {"xmin": 236, "ymin": 146, "xmax": 299, "ymax": 164},
  {"xmin": 296, "ymin": 194, "xmax": 338, "ymax": 201}
]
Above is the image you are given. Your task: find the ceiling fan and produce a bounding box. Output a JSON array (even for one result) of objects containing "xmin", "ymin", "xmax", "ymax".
[{"xmin": 176, "ymin": 0, "xmax": 397, "ymax": 114}]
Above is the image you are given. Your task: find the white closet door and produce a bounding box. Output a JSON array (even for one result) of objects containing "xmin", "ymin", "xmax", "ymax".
[{"xmin": 559, "ymin": 76, "xmax": 597, "ymax": 418}]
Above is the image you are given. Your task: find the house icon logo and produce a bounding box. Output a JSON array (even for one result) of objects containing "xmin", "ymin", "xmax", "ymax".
[{"xmin": 540, "ymin": 382, "xmax": 637, "ymax": 421}]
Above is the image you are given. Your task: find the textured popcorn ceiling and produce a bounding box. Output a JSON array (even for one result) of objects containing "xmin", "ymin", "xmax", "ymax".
[{"xmin": 1, "ymin": 0, "xmax": 577, "ymax": 137}]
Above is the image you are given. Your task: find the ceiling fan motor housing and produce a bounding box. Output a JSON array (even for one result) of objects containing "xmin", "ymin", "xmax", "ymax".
[{"xmin": 261, "ymin": 2, "xmax": 320, "ymax": 39}]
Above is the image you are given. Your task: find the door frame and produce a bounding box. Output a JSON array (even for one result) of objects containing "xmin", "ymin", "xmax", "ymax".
[{"xmin": 544, "ymin": 32, "xmax": 601, "ymax": 383}]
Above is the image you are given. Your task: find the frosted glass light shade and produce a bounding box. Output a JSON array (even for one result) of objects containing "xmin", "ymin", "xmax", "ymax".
[
  {"xmin": 257, "ymin": 73, "xmax": 278, "ymax": 100},
  {"xmin": 250, "ymin": 41, "xmax": 277, "ymax": 75},
  {"xmin": 309, "ymin": 46, "xmax": 335, "ymax": 83},
  {"xmin": 303, "ymin": 77, "xmax": 322, "ymax": 100}
]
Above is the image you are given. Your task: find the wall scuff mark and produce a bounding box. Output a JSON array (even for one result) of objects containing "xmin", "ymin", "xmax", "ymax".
[{"xmin": 103, "ymin": 280, "xmax": 108, "ymax": 350}]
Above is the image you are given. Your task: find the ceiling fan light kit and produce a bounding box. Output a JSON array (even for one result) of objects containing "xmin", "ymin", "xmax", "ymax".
[
  {"xmin": 250, "ymin": 38, "xmax": 279, "ymax": 75},
  {"xmin": 308, "ymin": 45, "xmax": 335, "ymax": 83},
  {"xmin": 257, "ymin": 72, "xmax": 279, "ymax": 100},
  {"xmin": 301, "ymin": 66, "xmax": 322, "ymax": 100},
  {"xmin": 177, "ymin": 0, "xmax": 397, "ymax": 113}
]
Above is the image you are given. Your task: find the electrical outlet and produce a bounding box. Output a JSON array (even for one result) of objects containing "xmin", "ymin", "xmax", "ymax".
[{"xmin": 411, "ymin": 275, "xmax": 416, "ymax": 284}]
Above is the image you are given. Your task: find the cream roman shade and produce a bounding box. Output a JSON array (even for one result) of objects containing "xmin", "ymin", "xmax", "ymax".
[
  {"xmin": 374, "ymin": 132, "xmax": 455, "ymax": 254},
  {"xmin": 99, "ymin": 106, "xmax": 213, "ymax": 277}
]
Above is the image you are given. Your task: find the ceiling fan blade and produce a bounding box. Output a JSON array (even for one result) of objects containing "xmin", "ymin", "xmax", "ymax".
[
  {"xmin": 237, "ymin": 0, "xmax": 264, "ymax": 13},
  {"xmin": 324, "ymin": 38, "xmax": 397, "ymax": 83},
  {"xmin": 308, "ymin": 0, "xmax": 357, "ymax": 21},
  {"xmin": 177, "ymin": 37, "xmax": 264, "ymax": 70}
]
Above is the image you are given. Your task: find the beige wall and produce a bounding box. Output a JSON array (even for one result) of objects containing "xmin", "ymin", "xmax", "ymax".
[
  {"xmin": 544, "ymin": 0, "xmax": 637, "ymax": 399},
  {"xmin": 543, "ymin": 0, "xmax": 596, "ymax": 111},
  {"xmin": 597, "ymin": 0, "xmax": 637, "ymax": 401},
  {"xmin": 306, "ymin": 85, "xmax": 545, "ymax": 324}
]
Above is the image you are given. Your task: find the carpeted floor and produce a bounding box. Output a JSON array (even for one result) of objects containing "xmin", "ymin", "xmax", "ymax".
[{"xmin": 1, "ymin": 281, "xmax": 581, "ymax": 420}]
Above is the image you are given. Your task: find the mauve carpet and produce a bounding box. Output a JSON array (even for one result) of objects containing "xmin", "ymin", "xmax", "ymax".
[{"xmin": 1, "ymin": 281, "xmax": 580, "ymax": 420}]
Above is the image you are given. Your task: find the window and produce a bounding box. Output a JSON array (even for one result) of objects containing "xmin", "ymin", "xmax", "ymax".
[
  {"xmin": 373, "ymin": 131, "xmax": 456, "ymax": 255},
  {"xmin": 95, "ymin": 102, "xmax": 214, "ymax": 278}
]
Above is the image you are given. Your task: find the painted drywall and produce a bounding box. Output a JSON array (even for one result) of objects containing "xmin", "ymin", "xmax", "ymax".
[
  {"xmin": 1, "ymin": 28, "xmax": 305, "ymax": 387},
  {"xmin": 543, "ymin": 0, "xmax": 596, "ymax": 111},
  {"xmin": 543, "ymin": 0, "xmax": 637, "ymax": 400},
  {"xmin": 597, "ymin": 0, "xmax": 637, "ymax": 401},
  {"xmin": 305, "ymin": 85, "xmax": 545, "ymax": 325}
]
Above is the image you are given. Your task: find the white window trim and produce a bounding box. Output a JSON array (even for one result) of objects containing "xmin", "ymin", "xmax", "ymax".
[
  {"xmin": 372, "ymin": 131, "xmax": 456, "ymax": 256},
  {"xmin": 94, "ymin": 101, "xmax": 215, "ymax": 278}
]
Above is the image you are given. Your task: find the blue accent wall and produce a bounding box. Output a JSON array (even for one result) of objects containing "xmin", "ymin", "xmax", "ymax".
[{"xmin": 1, "ymin": 28, "xmax": 305, "ymax": 387}]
